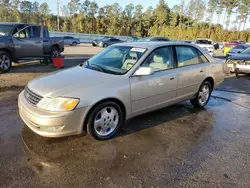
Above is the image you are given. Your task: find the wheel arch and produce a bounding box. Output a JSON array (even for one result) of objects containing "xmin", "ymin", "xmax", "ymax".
[
  {"xmin": 82, "ymin": 98, "xmax": 127, "ymax": 131},
  {"xmin": 0, "ymin": 48, "xmax": 15, "ymax": 61},
  {"xmin": 203, "ymin": 77, "xmax": 214, "ymax": 90},
  {"xmin": 51, "ymin": 44, "xmax": 60, "ymax": 51}
]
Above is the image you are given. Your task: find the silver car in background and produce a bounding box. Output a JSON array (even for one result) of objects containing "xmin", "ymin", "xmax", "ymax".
[
  {"xmin": 98, "ymin": 37, "xmax": 123, "ymax": 47},
  {"xmin": 63, "ymin": 36, "xmax": 80, "ymax": 46},
  {"xmin": 18, "ymin": 42, "xmax": 224, "ymax": 140}
]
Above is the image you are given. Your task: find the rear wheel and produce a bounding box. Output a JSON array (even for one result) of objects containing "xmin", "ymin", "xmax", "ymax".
[
  {"xmin": 0, "ymin": 51, "xmax": 12, "ymax": 73},
  {"xmin": 87, "ymin": 101, "xmax": 124, "ymax": 140},
  {"xmin": 72, "ymin": 42, "xmax": 77, "ymax": 46},
  {"xmin": 103, "ymin": 43, "xmax": 108, "ymax": 48},
  {"xmin": 190, "ymin": 81, "xmax": 212, "ymax": 108},
  {"xmin": 51, "ymin": 47, "xmax": 60, "ymax": 58}
]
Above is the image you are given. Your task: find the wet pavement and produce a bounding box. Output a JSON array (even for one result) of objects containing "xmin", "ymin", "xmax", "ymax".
[
  {"xmin": 0, "ymin": 78, "xmax": 250, "ymax": 188},
  {"xmin": 0, "ymin": 48, "xmax": 250, "ymax": 187}
]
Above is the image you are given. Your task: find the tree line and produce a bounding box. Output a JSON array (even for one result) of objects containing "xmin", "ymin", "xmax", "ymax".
[{"xmin": 0, "ymin": 0, "xmax": 250, "ymax": 42}]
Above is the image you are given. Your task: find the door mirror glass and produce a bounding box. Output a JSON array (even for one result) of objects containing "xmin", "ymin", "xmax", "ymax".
[{"xmin": 134, "ymin": 67, "xmax": 154, "ymax": 76}]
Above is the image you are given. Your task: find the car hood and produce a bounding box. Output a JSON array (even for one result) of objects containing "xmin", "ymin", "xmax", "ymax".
[
  {"xmin": 28, "ymin": 66, "xmax": 120, "ymax": 97},
  {"xmin": 229, "ymin": 53, "xmax": 250, "ymax": 60},
  {"xmin": 0, "ymin": 36, "xmax": 10, "ymax": 44}
]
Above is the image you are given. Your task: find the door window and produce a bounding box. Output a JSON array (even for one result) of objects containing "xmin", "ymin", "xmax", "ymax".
[
  {"xmin": 31, "ymin": 26, "xmax": 41, "ymax": 38},
  {"xmin": 141, "ymin": 47, "xmax": 174, "ymax": 71},
  {"xmin": 17, "ymin": 27, "xmax": 31, "ymax": 39},
  {"xmin": 175, "ymin": 46, "xmax": 207, "ymax": 67}
]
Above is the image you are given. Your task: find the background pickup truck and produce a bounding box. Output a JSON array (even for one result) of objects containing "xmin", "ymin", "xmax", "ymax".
[{"xmin": 0, "ymin": 22, "xmax": 64, "ymax": 73}]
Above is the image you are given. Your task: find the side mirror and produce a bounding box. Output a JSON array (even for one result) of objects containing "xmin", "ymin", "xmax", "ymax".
[
  {"xmin": 134, "ymin": 67, "xmax": 154, "ymax": 76},
  {"xmin": 237, "ymin": 51, "xmax": 241, "ymax": 53}
]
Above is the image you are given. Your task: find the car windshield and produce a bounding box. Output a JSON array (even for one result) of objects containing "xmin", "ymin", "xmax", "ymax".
[
  {"xmin": 241, "ymin": 47, "xmax": 250, "ymax": 54},
  {"xmin": 196, "ymin": 40, "xmax": 212, "ymax": 45},
  {"xmin": 0, "ymin": 25, "xmax": 13, "ymax": 36},
  {"xmin": 83, "ymin": 46, "xmax": 147, "ymax": 75}
]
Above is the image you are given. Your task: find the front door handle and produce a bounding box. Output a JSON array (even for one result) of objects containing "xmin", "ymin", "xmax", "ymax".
[
  {"xmin": 200, "ymin": 70, "xmax": 204, "ymax": 73},
  {"xmin": 34, "ymin": 41, "xmax": 41, "ymax": 44},
  {"xmin": 170, "ymin": 77, "xmax": 175, "ymax": 80}
]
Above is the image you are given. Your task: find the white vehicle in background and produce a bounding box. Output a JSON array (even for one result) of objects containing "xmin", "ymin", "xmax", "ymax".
[{"xmin": 195, "ymin": 38, "xmax": 214, "ymax": 56}]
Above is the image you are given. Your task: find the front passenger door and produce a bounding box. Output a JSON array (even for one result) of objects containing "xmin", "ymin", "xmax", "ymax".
[{"xmin": 130, "ymin": 46, "xmax": 178, "ymax": 115}]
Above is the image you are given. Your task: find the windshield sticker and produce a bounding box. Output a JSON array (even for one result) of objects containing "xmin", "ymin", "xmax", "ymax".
[{"xmin": 131, "ymin": 48, "xmax": 146, "ymax": 53}]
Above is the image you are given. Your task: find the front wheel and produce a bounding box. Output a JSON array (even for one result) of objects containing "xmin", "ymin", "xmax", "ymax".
[
  {"xmin": 87, "ymin": 102, "xmax": 124, "ymax": 140},
  {"xmin": 190, "ymin": 81, "xmax": 212, "ymax": 108},
  {"xmin": 72, "ymin": 42, "xmax": 77, "ymax": 46},
  {"xmin": 103, "ymin": 43, "xmax": 108, "ymax": 48},
  {"xmin": 0, "ymin": 51, "xmax": 12, "ymax": 73}
]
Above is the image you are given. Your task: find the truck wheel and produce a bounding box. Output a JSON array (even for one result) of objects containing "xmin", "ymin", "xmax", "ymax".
[
  {"xmin": 51, "ymin": 47, "xmax": 60, "ymax": 58},
  {"xmin": 0, "ymin": 51, "xmax": 12, "ymax": 73}
]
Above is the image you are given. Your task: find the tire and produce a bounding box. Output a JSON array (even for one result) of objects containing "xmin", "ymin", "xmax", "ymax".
[
  {"xmin": 72, "ymin": 42, "xmax": 77, "ymax": 46},
  {"xmin": 40, "ymin": 58, "xmax": 50, "ymax": 65},
  {"xmin": 87, "ymin": 101, "xmax": 124, "ymax": 140},
  {"xmin": 0, "ymin": 51, "xmax": 12, "ymax": 73},
  {"xmin": 190, "ymin": 81, "xmax": 212, "ymax": 108},
  {"xmin": 103, "ymin": 43, "xmax": 108, "ymax": 48},
  {"xmin": 51, "ymin": 47, "xmax": 60, "ymax": 58}
]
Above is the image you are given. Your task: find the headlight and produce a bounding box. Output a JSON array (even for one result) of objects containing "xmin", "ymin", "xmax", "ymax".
[{"xmin": 37, "ymin": 97, "xmax": 80, "ymax": 112}]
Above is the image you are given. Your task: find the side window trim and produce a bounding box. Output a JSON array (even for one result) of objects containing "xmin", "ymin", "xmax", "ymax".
[{"xmin": 195, "ymin": 48, "xmax": 210, "ymax": 63}]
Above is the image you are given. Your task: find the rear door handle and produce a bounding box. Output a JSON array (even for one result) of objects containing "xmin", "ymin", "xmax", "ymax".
[
  {"xmin": 34, "ymin": 41, "xmax": 41, "ymax": 44},
  {"xmin": 170, "ymin": 77, "xmax": 175, "ymax": 80},
  {"xmin": 43, "ymin": 40, "xmax": 49, "ymax": 42},
  {"xmin": 200, "ymin": 70, "xmax": 204, "ymax": 73}
]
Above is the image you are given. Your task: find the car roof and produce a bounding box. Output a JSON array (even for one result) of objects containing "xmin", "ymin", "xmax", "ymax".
[{"xmin": 113, "ymin": 42, "xmax": 202, "ymax": 50}]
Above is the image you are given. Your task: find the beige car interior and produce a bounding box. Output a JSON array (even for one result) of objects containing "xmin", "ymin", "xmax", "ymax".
[
  {"xmin": 122, "ymin": 51, "xmax": 138, "ymax": 70},
  {"xmin": 149, "ymin": 55, "xmax": 170, "ymax": 70}
]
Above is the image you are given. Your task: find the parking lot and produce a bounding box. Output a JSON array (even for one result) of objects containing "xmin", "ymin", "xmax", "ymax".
[{"xmin": 0, "ymin": 45, "xmax": 250, "ymax": 188}]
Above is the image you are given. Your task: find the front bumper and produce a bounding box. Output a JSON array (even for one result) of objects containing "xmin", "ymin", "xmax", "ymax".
[{"xmin": 18, "ymin": 91, "xmax": 90, "ymax": 138}]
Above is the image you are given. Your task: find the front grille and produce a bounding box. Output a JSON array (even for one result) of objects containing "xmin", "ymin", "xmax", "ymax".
[{"xmin": 24, "ymin": 87, "xmax": 43, "ymax": 106}]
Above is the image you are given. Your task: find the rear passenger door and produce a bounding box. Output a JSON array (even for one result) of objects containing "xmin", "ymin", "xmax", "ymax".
[{"xmin": 174, "ymin": 45, "xmax": 209, "ymax": 100}]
